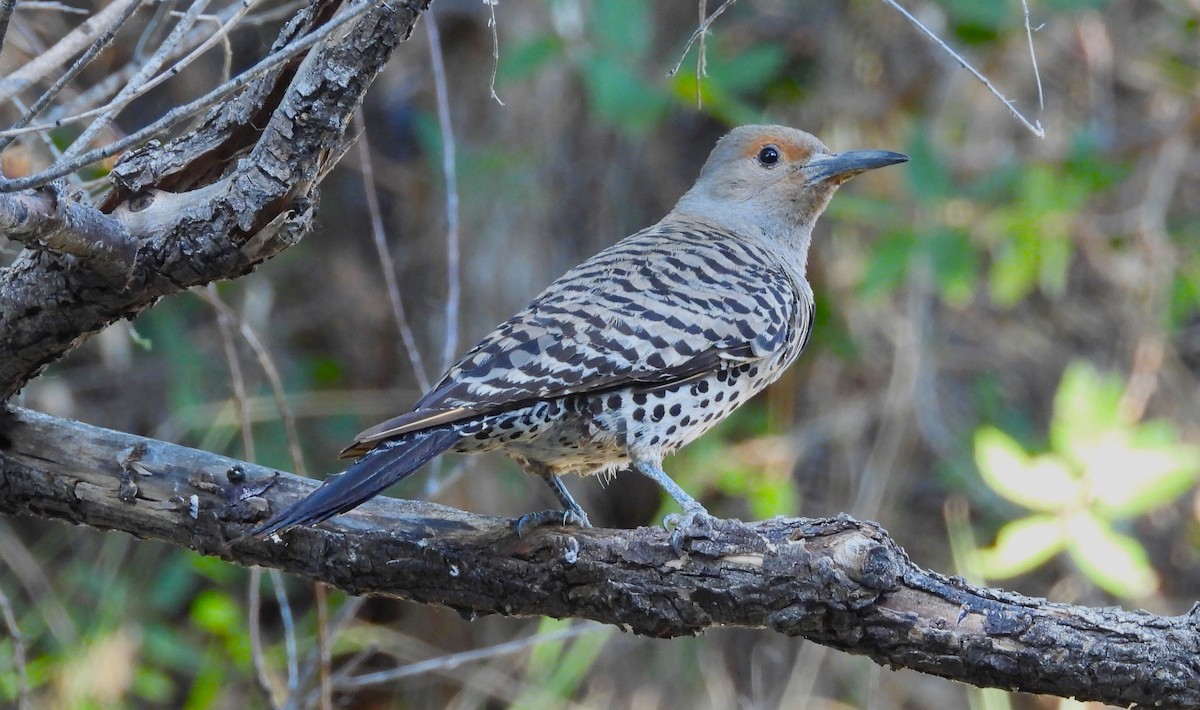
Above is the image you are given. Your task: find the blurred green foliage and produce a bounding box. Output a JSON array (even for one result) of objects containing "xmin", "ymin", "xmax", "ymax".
[
  {"xmin": 973, "ymin": 363, "xmax": 1198, "ymax": 598},
  {"xmin": 511, "ymin": 619, "xmax": 614, "ymax": 709}
]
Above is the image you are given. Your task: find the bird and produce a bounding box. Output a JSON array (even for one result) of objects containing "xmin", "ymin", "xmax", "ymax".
[{"xmin": 252, "ymin": 125, "xmax": 907, "ymax": 539}]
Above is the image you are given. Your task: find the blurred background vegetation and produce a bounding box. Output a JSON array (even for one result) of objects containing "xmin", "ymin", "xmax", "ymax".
[{"xmin": 2, "ymin": 0, "xmax": 1199, "ymax": 707}]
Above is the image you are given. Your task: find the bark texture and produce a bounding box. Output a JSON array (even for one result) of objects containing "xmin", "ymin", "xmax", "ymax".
[
  {"xmin": 1, "ymin": 406, "xmax": 1197, "ymax": 709},
  {"xmin": 0, "ymin": 0, "xmax": 429, "ymax": 399}
]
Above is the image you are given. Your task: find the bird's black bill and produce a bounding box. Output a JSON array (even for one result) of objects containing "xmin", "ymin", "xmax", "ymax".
[{"xmin": 804, "ymin": 150, "xmax": 909, "ymax": 183}]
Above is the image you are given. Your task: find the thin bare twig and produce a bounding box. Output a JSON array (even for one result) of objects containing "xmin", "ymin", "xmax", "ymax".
[
  {"xmin": 63, "ymin": 0, "xmax": 215, "ymax": 160},
  {"xmin": 314, "ymin": 583, "xmax": 333, "ymax": 710},
  {"xmin": 0, "ymin": 0, "xmax": 141, "ymax": 104},
  {"xmin": 424, "ymin": 12, "xmax": 462, "ymax": 375},
  {"xmin": 209, "ymin": 283, "xmax": 257, "ymax": 461},
  {"xmin": 270, "ymin": 569, "xmax": 300, "ymax": 697},
  {"xmin": 666, "ymin": 0, "xmax": 737, "ymax": 78},
  {"xmin": 0, "ymin": 522, "xmax": 77, "ymax": 647},
  {"xmin": 51, "ymin": 0, "xmax": 247, "ymax": 135},
  {"xmin": 354, "ymin": 109, "xmax": 431, "ymax": 391},
  {"xmin": 248, "ymin": 568, "xmax": 282, "ymax": 705},
  {"xmin": 0, "ymin": 0, "xmax": 144, "ymax": 154},
  {"xmin": 0, "ymin": 585, "xmax": 29, "ymax": 710},
  {"xmin": 287, "ymin": 596, "xmax": 366, "ymax": 710},
  {"xmin": 483, "ymin": 0, "xmax": 504, "ymax": 105},
  {"xmin": 1020, "ymin": 0, "xmax": 1044, "ymax": 110},
  {"xmin": 0, "ymin": 0, "xmax": 373, "ymax": 191},
  {"xmin": 197, "ymin": 289, "xmax": 308, "ymax": 476},
  {"xmin": 883, "ymin": 0, "xmax": 1045, "ymax": 138},
  {"xmin": 336, "ymin": 624, "xmax": 604, "ymax": 690},
  {"xmin": 13, "ymin": 1, "xmax": 90, "ymax": 13}
]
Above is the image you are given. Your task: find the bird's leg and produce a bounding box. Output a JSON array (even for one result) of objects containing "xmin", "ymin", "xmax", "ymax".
[
  {"xmin": 514, "ymin": 469, "xmax": 592, "ymax": 537},
  {"xmin": 630, "ymin": 455, "xmax": 711, "ymax": 529}
]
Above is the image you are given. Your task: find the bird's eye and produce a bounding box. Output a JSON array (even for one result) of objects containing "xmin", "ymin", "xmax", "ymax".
[{"xmin": 756, "ymin": 145, "xmax": 780, "ymax": 167}]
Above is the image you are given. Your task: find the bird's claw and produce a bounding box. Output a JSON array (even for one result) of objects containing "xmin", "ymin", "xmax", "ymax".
[
  {"xmin": 514, "ymin": 508, "xmax": 592, "ymax": 538},
  {"xmin": 664, "ymin": 506, "xmax": 717, "ymax": 556}
]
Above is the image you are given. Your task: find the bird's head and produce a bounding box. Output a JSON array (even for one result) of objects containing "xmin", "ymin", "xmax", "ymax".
[{"xmin": 672, "ymin": 125, "xmax": 907, "ymax": 254}]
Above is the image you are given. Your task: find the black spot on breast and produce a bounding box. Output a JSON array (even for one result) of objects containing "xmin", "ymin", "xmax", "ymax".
[
  {"xmin": 652, "ymin": 404, "xmax": 665, "ymax": 421},
  {"xmin": 669, "ymin": 403, "xmax": 682, "ymax": 417}
]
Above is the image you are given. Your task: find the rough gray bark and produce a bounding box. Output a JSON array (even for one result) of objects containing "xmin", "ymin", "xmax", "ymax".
[
  {"xmin": 0, "ymin": 406, "xmax": 1197, "ymax": 708},
  {"xmin": 0, "ymin": 0, "xmax": 428, "ymax": 399}
]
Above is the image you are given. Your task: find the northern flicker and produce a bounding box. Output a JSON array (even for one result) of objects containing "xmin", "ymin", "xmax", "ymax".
[{"xmin": 253, "ymin": 125, "xmax": 907, "ymax": 538}]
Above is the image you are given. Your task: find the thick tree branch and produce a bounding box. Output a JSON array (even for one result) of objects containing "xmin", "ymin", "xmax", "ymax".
[
  {"xmin": 0, "ymin": 182, "xmax": 138, "ymax": 278},
  {"xmin": 0, "ymin": 406, "xmax": 1196, "ymax": 708},
  {"xmin": 0, "ymin": 0, "xmax": 429, "ymax": 400}
]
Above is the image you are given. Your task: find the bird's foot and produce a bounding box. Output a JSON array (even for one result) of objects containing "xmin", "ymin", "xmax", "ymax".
[
  {"xmin": 514, "ymin": 508, "xmax": 592, "ymax": 538},
  {"xmin": 664, "ymin": 505, "xmax": 720, "ymax": 556},
  {"xmin": 665, "ymin": 507, "xmax": 771, "ymax": 557}
]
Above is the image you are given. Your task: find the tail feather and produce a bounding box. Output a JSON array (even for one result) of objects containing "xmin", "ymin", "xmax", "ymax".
[{"xmin": 251, "ymin": 427, "xmax": 462, "ymax": 537}]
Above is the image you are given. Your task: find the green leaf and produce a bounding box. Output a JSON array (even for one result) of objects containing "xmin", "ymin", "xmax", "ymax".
[
  {"xmin": 706, "ymin": 44, "xmax": 787, "ymax": 95},
  {"xmin": 974, "ymin": 427, "xmax": 1080, "ymax": 511},
  {"xmin": 498, "ymin": 36, "xmax": 564, "ymax": 84},
  {"xmin": 590, "ymin": 0, "xmax": 652, "ymax": 59},
  {"xmin": 919, "ymin": 227, "xmax": 978, "ymax": 306},
  {"xmin": 516, "ymin": 619, "xmax": 613, "ymax": 709},
  {"xmin": 1168, "ymin": 263, "xmax": 1200, "ymax": 329},
  {"xmin": 133, "ymin": 666, "xmax": 175, "ymax": 703},
  {"xmin": 1049, "ymin": 362, "xmax": 1124, "ymax": 465},
  {"xmin": 1038, "ymin": 228, "xmax": 1072, "ymax": 297},
  {"xmin": 1080, "ymin": 434, "xmax": 1199, "ymax": 519},
  {"xmin": 979, "ymin": 515, "xmax": 1066, "ymax": 578},
  {"xmin": 579, "ymin": 55, "xmax": 669, "ymax": 135},
  {"xmin": 671, "ymin": 43, "xmax": 788, "ymax": 125},
  {"xmin": 988, "ymin": 229, "xmax": 1040, "ymax": 306},
  {"xmin": 1066, "ymin": 513, "xmax": 1157, "ymax": 599},
  {"xmin": 189, "ymin": 590, "xmax": 239, "ymax": 637}
]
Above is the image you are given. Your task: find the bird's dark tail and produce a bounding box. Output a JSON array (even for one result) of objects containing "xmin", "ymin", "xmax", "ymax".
[{"xmin": 251, "ymin": 427, "xmax": 462, "ymax": 537}]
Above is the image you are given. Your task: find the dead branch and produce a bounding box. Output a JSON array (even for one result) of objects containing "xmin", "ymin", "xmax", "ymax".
[
  {"xmin": 0, "ymin": 0, "xmax": 429, "ymax": 398},
  {"xmin": 0, "ymin": 406, "xmax": 1196, "ymax": 708}
]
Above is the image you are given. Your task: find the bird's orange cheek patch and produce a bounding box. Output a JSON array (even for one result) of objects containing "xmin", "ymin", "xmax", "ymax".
[{"xmin": 742, "ymin": 138, "xmax": 814, "ymax": 163}]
